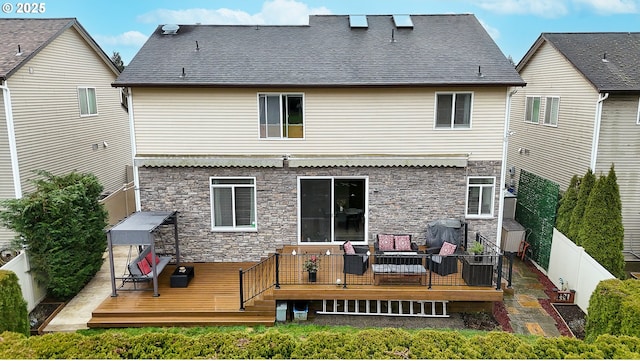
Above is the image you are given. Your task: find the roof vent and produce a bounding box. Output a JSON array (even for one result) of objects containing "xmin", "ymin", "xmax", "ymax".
[
  {"xmin": 16, "ymin": 44, "xmax": 22, "ymax": 56},
  {"xmin": 392, "ymin": 15, "xmax": 413, "ymax": 28},
  {"xmin": 602, "ymin": 52, "xmax": 609, "ymax": 63},
  {"xmin": 161, "ymin": 24, "xmax": 180, "ymax": 35},
  {"xmin": 349, "ymin": 15, "xmax": 368, "ymax": 28}
]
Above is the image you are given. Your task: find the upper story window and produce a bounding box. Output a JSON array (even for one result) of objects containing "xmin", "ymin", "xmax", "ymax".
[
  {"xmin": 525, "ymin": 96, "xmax": 540, "ymax": 124},
  {"xmin": 435, "ymin": 92, "xmax": 472, "ymax": 129},
  {"xmin": 259, "ymin": 93, "xmax": 304, "ymax": 139},
  {"xmin": 543, "ymin": 97, "xmax": 560, "ymax": 126},
  {"xmin": 78, "ymin": 87, "xmax": 98, "ymax": 116},
  {"xmin": 466, "ymin": 177, "xmax": 495, "ymax": 218},
  {"xmin": 210, "ymin": 177, "xmax": 257, "ymax": 231}
]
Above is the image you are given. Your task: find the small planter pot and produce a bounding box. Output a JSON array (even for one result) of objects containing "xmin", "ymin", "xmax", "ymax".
[{"xmin": 308, "ymin": 271, "xmax": 317, "ymax": 282}]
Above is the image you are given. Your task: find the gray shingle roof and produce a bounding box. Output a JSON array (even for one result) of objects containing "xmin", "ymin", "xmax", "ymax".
[
  {"xmin": 115, "ymin": 14, "xmax": 524, "ymax": 87},
  {"xmin": 0, "ymin": 18, "xmax": 119, "ymax": 81},
  {"xmin": 520, "ymin": 33, "xmax": 640, "ymax": 92},
  {"xmin": 0, "ymin": 18, "xmax": 74, "ymax": 80}
]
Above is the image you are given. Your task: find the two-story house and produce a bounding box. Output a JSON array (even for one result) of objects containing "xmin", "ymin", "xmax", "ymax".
[
  {"xmin": 0, "ymin": 18, "xmax": 132, "ymax": 248},
  {"xmin": 114, "ymin": 14, "xmax": 524, "ymax": 262},
  {"xmin": 508, "ymin": 33, "xmax": 640, "ymax": 257}
]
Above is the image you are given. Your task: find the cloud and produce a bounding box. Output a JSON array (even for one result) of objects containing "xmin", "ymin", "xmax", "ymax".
[
  {"xmin": 473, "ymin": 0, "xmax": 569, "ymax": 17},
  {"xmin": 94, "ymin": 31, "xmax": 148, "ymax": 47},
  {"xmin": 137, "ymin": 0, "xmax": 331, "ymax": 25},
  {"xmin": 478, "ymin": 19, "xmax": 500, "ymax": 40},
  {"xmin": 573, "ymin": 0, "xmax": 638, "ymax": 14}
]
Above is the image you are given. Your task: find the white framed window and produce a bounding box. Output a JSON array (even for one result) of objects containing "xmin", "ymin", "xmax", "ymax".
[
  {"xmin": 78, "ymin": 87, "xmax": 98, "ymax": 116},
  {"xmin": 259, "ymin": 93, "xmax": 304, "ymax": 139},
  {"xmin": 466, "ymin": 177, "xmax": 495, "ymax": 218},
  {"xmin": 544, "ymin": 97, "xmax": 560, "ymax": 126},
  {"xmin": 435, "ymin": 92, "xmax": 472, "ymax": 129},
  {"xmin": 636, "ymin": 98, "xmax": 640, "ymax": 125},
  {"xmin": 525, "ymin": 96, "xmax": 540, "ymax": 124},
  {"xmin": 210, "ymin": 177, "xmax": 257, "ymax": 231}
]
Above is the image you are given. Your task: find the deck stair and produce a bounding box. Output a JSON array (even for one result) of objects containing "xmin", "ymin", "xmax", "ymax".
[{"xmin": 317, "ymin": 299, "xmax": 449, "ymax": 318}]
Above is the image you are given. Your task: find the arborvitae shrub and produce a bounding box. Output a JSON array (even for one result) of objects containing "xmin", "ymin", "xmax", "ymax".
[
  {"xmin": 586, "ymin": 279, "xmax": 640, "ymax": 341},
  {"xmin": 555, "ymin": 175, "xmax": 580, "ymax": 236},
  {"xmin": 0, "ymin": 270, "xmax": 29, "ymax": 336},
  {"xmin": 568, "ymin": 168, "xmax": 595, "ymax": 244}
]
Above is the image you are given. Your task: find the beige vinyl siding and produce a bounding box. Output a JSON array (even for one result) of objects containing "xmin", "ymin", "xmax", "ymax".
[
  {"xmin": 132, "ymin": 87, "xmax": 508, "ymax": 161},
  {"xmin": 8, "ymin": 27, "xmax": 131, "ymax": 194},
  {"xmin": 0, "ymin": 98, "xmax": 16, "ymax": 248},
  {"xmin": 508, "ymin": 41, "xmax": 599, "ymax": 191},
  {"xmin": 597, "ymin": 95, "xmax": 640, "ymax": 252}
]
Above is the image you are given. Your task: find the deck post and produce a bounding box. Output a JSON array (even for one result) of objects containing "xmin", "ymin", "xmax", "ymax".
[
  {"xmin": 274, "ymin": 253, "xmax": 280, "ymax": 289},
  {"xmin": 427, "ymin": 253, "xmax": 432, "ymax": 289},
  {"xmin": 496, "ymin": 255, "xmax": 503, "ymax": 290},
  {"xmin": 239, "ymin": 268, "xmax": 245, "ymax": 311}
]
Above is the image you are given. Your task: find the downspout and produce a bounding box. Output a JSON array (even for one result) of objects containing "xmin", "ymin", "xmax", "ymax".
[
  {"xmin": 590, "ymin": 92, "xmax": 609, "ymax": 171},
  {"xmin": 495, "ymin": 87, "xmax": 518, "ymax": 251},
  {"xmin": 0, "ymin": 80, "xmax": 22, "ymax": 198},
  {"xmin": 126, "ymin": 87, "xmax": 141, "ymax": 211}
]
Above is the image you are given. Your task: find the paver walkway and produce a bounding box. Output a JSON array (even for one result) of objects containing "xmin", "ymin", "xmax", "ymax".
[{"xmin": 503, "ymin": 257, "xmax": 561, "ymax": 337}]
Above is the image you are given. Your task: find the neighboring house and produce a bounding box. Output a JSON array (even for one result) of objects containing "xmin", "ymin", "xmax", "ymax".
[
  {"xmin": 114, "ymin": 14, "xmax": 524, "ymax": 262},
  {"xmin": 507, "ymin": 33, "xmax": 640, "ymax": 256},
  {"xmin": 0, "ymin": 18, "xmax": 132, "ymax": 248}
]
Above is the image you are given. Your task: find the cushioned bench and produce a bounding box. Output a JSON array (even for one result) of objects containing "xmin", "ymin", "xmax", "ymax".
[{"xmin": 127, "ymin": 245, "xmax": 172, "ymax": 281}]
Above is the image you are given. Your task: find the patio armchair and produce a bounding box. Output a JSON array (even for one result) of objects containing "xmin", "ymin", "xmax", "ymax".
[
  {"xmin": 343, "ymin": 242, "xmax": 370, "ymax": 275},
  {"xmin": 426, "ymin": 242, "xmax": 459, "ymax": 276}
]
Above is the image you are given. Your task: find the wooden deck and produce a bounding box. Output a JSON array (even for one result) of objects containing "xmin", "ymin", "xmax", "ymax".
[{"xmin": 89, "ymin": 246, "xmax": 503, "ymax": 328}]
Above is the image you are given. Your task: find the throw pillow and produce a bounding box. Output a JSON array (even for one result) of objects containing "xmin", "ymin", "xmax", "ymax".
[
  {"xmin": 137, "ymin": 258, "xmax": 152, "ymax": 275},
  {"xmin": 145, "ymin": 252, "xmax": 161, "ymax": 265},
  {"xmin": 343, "ymin": 241, "xmax": 356, "ymax": 255},
  {"xmin": 439, "ymin": 242, "xmax": 457, "ymax": 256},
  {"xmin": 394, "ymin": 235, "xmax": 412, "ymax": 251},
  {"xmin": 378, "ymin": 234, "xmax": 395, "ymax": 251}
]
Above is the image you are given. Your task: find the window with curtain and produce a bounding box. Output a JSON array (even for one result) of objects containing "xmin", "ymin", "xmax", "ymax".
[
  {"xmin": 466, "ymin": 177, "xmax": 495, "ymax": 217},
  {"xmin": 259, "ymin": 93, "xmax": 304, "ymax": 138},
  {"xmin": 435, "ymin": 92, "xmax": 472, "ymax": 128},
  {"xmin": 544, "ymin": 97, "xmax": 560, "ymax": 126},
  {"xmin": 210, "ymin": 178, "xmax": 256, "ymax": 230},
  {"xmin": 525, "ymin": 96, "xmax": 540, "ymax": 124},
  {"xmin": 78, "ymin": 87, "xmax": 98, "ymax": 116}
]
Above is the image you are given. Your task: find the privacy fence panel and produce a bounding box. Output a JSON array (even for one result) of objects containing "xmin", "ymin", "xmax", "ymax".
[{"xmin": 515, "ymin": 170, "xmax": 559, "ymax": 270}]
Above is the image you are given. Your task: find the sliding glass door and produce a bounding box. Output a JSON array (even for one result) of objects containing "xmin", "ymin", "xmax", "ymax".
[{"xmin": 298, "ymin": 177, "xmax": 367, "ymax": 243}]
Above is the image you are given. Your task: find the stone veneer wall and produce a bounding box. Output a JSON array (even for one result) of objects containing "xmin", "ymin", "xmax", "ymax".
[{"xmin": 138, "ymin": 160, "xmax": 501, "ymax": 262}]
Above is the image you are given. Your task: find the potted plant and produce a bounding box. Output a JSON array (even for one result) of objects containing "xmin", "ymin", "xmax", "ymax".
[
  {"xmin": 469, "ymin": 241, "xmax": 484, "ymax": 262},
  {"xmin": 303, "ymin": 255, "xmax": 319, "ymax": 282}
]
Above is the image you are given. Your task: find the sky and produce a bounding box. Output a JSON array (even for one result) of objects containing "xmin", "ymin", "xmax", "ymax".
[{"xmin": 2, "ymin": 0, "xmax": 639, "ymax": 65}]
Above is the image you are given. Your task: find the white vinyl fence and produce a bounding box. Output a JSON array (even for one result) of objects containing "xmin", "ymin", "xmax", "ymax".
[
  {"xmin": 546, "ymin": 229, "xmax": 615, "ymax": 313},
  {"xmin": 0, "ymin": 251, "xmax": 46, "ymax": 312}
]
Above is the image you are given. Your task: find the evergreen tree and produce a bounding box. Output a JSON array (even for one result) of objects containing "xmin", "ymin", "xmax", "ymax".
[
  {"xmin": 556, "ymin": 175, "xmax": 580, "ymax": 236},
  {"xmin": 578, "ymin": 165, "xmax": 625, "ymax": 278},
  {"xmin": 0, "ymin": 171, "xmax": 108, "ymax": 300},
  {"xmin": 568, "ymin": 168, "xmax": 595, "ymax": 245},
  {"xmin": 110, "ymin": 51, "xmax": 125, "ymax": 72}
]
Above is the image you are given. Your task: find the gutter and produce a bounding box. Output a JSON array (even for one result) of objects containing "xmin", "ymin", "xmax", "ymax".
[
  {"xmin": 0, "ymin": 80, "xmax": 22, "ymax": 198},
  {"xmin": 590, "ymin": 93, "xmax": 609, "ymax": 171},
  {"xmin": 495, "ymin": 87, "xmax": 519, "ymax": 251},
  {"xmin": 125, "ymin": 87, "xmax": 142, "ymax": 211}
]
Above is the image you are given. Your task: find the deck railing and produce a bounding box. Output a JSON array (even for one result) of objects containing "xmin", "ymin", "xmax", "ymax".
[
  {"xmin": 239, "ymin": 253, "xmax": 278, "ymax": 310},
  {"xmin": 239, "ymin": 244, "xmax": 514, "ymax": 309}
]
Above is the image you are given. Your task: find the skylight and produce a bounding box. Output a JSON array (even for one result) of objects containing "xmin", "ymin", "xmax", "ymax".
[
  {"xmin": 349, "ymin": 15, "xmax": 368, "ymax": 28},
  {"xmin": 392, "ymin": 15, "xmax": 413, "ymax": 28}
]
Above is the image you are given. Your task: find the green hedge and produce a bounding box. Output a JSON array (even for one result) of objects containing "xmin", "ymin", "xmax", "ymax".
[
  {"xmin": 586, "ymin": 279, "xmax": 640, "ymax": 341},
  {"xmin": 0, "ymin": 270, "xmax": 29, "ymax": 336},
  {"xmin": 1, "ymin": 328, "xmax": 640, "ymax": 359}
]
